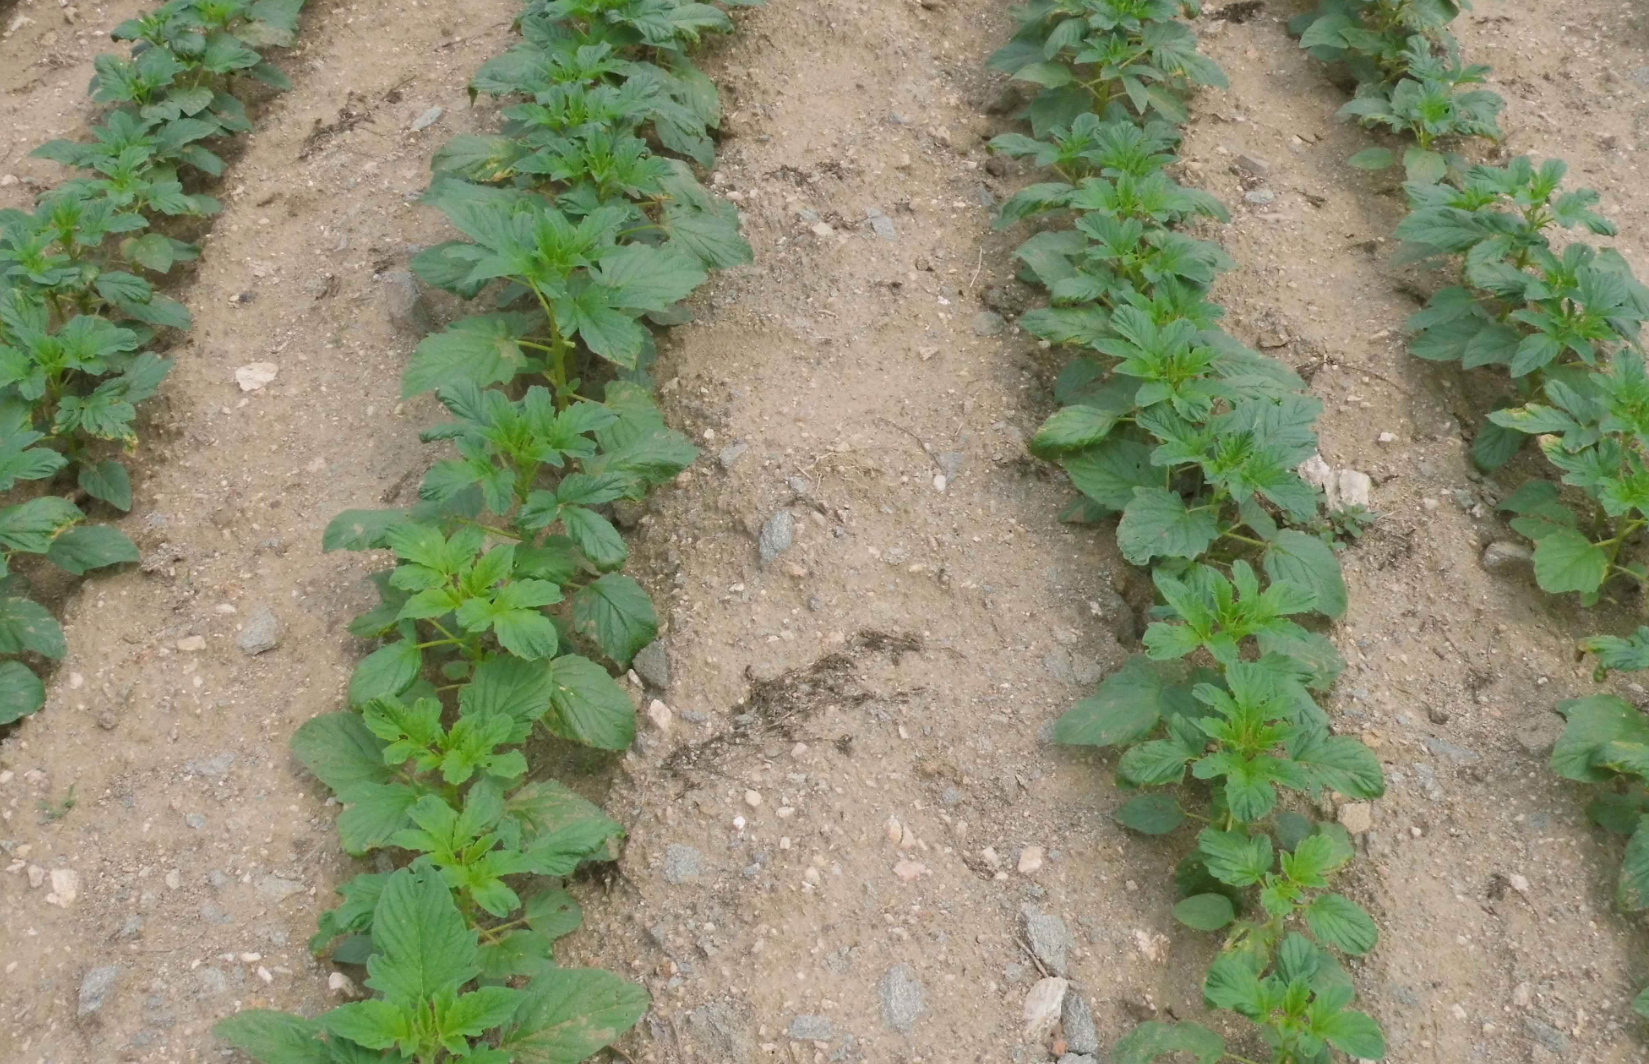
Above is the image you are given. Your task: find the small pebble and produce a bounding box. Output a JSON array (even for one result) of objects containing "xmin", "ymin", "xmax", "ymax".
[{"xmin": 1017, "ymin": 845, "xmax": 1044, "ymax": 874}]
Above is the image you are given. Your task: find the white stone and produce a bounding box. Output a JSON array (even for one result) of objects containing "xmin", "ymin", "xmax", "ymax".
[
  {"xmin": 1023, "ymin": 977, "xmax": 1070, "ymax": 1040},
  {"xmin": 885, "ymin": 816, "xmax": 903, "ymax": 844},
  {"xmin": 234, "ymin": 362, "xmax": 279, "ymax": 392},
  {"xmin": 178, "ymin": 635, "xmax": 206, "ymax": 651},
  {"xmin": 1018, "ymin": 845, "xmax": 1044, "ymax": 874},
  {"xmin": 46, "ymin": 868, "xmax": 79, "ymax": 907},
  {"xmin": 744, "ymin": 789, "xmax": 763, "ymax": 808},
  {"xmin": 1337, "ymin": 802, "xmax": 1373, "ymax": 835},
  {"xmin": 646, "ymin": 699, "xmax": 672, "ymax": 733}
]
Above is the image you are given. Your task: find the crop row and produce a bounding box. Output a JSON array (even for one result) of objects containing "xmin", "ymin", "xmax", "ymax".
[
  {"xmin": 211, "ymin": 0, "xmax": 759, "ymax": 1060},
  {"xmin": 988, "ymin": 1, "xmax": 1389, "ymax": 1061},
  {"xmin": 1292, "ymin": 0, "xmax": 1649, "ymax": 1024},
  {"xmin": 0, "ymin": 0, "xmax": 309, "ymax": 723}
]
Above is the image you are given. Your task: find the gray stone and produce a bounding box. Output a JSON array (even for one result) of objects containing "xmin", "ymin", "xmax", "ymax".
[
  {"xmin": 1481, "ymin": 540, "xmax": 1533, "ymax": 572},
  {"xmin": 256, "ymin": 874, "xmax": 304, "ymax": 902},
  {"xmin": 411, "ymin": 105, "xmax": 444, "ymax": 131},
  {"xmin": 1244, "ymin": 188, "xmax": 1277, "ymax": 205},
  {"xmin": 1057, "ymin": 1056, "xmax": 1096, "ymax": 1064},
  {"xmin": 1524, "ymin": 1017, "xmax": 1568, "ymax": 1055},
  {"xmin": 184, "ymin": 752, "xmax": 235, "ymax": 780},
  {"xmin": 878, "ymin": 963, "xmax": 924, "ymax": 1032},
  {"xmin": 1020, "ymin": 904, "xmax": 1073, "ymax": 975},
  {"xmin": 185, "ymin": 813, "xmax": 205, "ymax": 830},
  {"xmin": 663, "ymin": 843, "xmax": 705, "ymax": 884},
  {"xmin": 936, "ymin": 451, "xmax": 965, "ymax": 478},
  {"xmin": 201, "ymin": 902, "xmax": 234, "ymax": 925},
  {"xmin": 118, "ymin": 915, "xmax": 143, "ymax": 940},
  {"xmin": 612, "ymin": 498, "xmax": 646, "ymax": 529},
  {"xmin": 940, "ymin": 786, "xmax": 962, "ymax": 807},
  {"xmin": 973, "ymin": 310, "xmax": 1006, "ymax": 337},
  {"xmin": 866, "ymin": 208, "xmax": 896, "ymax": 241},
  {"xmin": 238, "ymin": 605, "xmax": 280, "ymax": 655},
  {"xmin": 78, "ymin": 965, "xmax": 121, "ymax": 1017},
  {"xmin": 633, "ymin": 641, "xmax": 670, "ymax": 690},
  {"xmin": 1423, "ymin": 736, "xmax": 1480, "ymax": 764},
  {"xmin": 1061, "ymin": 990, "xmax": 1099, "ymax": 1055},
  {"xmin": 718, "ymin": 441, "xmax": 749, "ymax": 470},
  {"xmin": 1631, "ymin": 66, "xmax": 1649, "ymax": 87},
  {"xmin": 196, "ymin": 967, "xmax": 229, "ymax": 996},
  {"xmin": 758, "ymin": 510, "xmax": 794, "ymax": 563},
  {"xmin": 383, "ymin": 271, "xmax": 431, "ymax": 334},
  {"xmin": 1235, "ymin": 153, "xmax": 1270, "ymax": 174},
  {"xmin": 207, "ymin": 870, "xmax": 232, "ymax": 890},
  {"xmin": 971, "ymin": 183, "xmax": 997, "ymax": 208},
  {"xmin": 788, "ymin": 1015, "xmax": 835, "ymax": 1040}
]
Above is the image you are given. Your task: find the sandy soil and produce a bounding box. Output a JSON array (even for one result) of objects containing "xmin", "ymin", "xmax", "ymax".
[{"xmin": 2, "ymin": 0, "xmax": 1647, "ymax": 1062}]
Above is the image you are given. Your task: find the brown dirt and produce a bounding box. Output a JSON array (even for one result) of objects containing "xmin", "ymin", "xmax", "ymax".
[{"xmin": 2, "ymin": 0, "xmax": 1648, "ymax": 1062}]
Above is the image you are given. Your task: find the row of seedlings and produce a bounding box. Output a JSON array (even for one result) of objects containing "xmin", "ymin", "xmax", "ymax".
[
  {"xmin": 1293, "ymin": 0, "xmax": 1649, "ymax": 1021},
  {"xmin": 987, "ymin": 1, "xmax": 1389, "ymax": 1061},
  {"xmin": 212, "ymin": 0, "xmax": 759, "ymax": 1059},
  {"xmin": 0, "ymin": 0, "xmax": 309, "ymax": 722}
]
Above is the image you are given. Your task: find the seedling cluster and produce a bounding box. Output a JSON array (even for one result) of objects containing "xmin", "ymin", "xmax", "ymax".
[
  {"xmin": 990, "ymin": 2, "xmax": 1387, "ymax": 1060},
  {"xmin": 212, "ymin": 0, "xmax": 757, "ymax": 1059},
  {"xmin": 1293, "ymin": 0, "xmax": 1649, "ymax": 1027},
  {"xmin": 0, "ymin": 0, "xmax": 308, "ymax": 723}
]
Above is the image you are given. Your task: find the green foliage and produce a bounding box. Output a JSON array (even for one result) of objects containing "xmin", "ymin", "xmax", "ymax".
[
  {"xmin": 0, "ymin": 0, "xmax": 310, "ymax": 725},
  {"xmin": 1291, "ymin": 0, "xmax": 1502, "ymax": 180},
  {"xmin": 222, "ymin": 0, "xmax": 757, "ymax": 1059},
  {"xmin": 993, "ymin": 1, "xmax": 1385, "ymax": 1059},
  {"xmin": 1296, "ymin": 0, "xmax": 1649, "ymax": 1030}
]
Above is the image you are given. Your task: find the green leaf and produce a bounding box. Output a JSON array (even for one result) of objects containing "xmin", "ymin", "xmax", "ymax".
[
  {"xmin": 323, "ymin": 508, "xmax": 410, "ymax": 551},
  {"xmin": 129, "ymin": 231, "xmax": 175, "ymax": 272},
  {"xmin": 1173, "ymin": 893, "xmax": 1235, "ymax": 931},
  {"xmin": 1532, "ymin": 528, "xmax": 1608, "ymax": 594},
  {"xmin": 0, "ymin": 660, "xmax": 44, "ymax": 724},
  {"xmin": 211, "ymin": 1010, "xmax": 329, "ymax": 1064},
  {"xmin": 1113, "ymin": 793, "xmax": 1185, "ymax": 836},
  {"xmin": 1306, "ymin": 892, "xmax": 1378, "ymax": 954},
  {"xmin": 292, "ymin": 712, "xmax": 394, "ymax": 798},
  {"xmin": 0, "ymin": 496, "xmax": 82, "ymax": 553},
  {"xmin": 1316, "ymin": 1008, "xmax": 1385, "ymax": 1058},
  {"xmin": 462, "ymin": 655, "xmax": 555, "ymax": 739},
  {"xmin": 1198, "ymin": 827, "xmax": 1273, "ymax": 887},
  {"xmin": 79, "ymin": 459, "xmax": 133, "ymax": 511},
  {"xmin": 1289, "ymin": 722, "xmax": 1384, "ymax": 799},
  {"xmin": 479, "ymin": 930, "xmax": 556, "ymax": 981},
  {"xmin": 439, "ymin": 985, "xmax": 523, "ymax": 1046},
  {"xmin": 1061, "ymin": 438, "xmax": 1156, "ymax": 510},
  {"xmin": 492, "ymin": 607, "xmax": 560, "ymax": 661},
  {"xmin": 1203, "ymin": 952, "xmax": 1266, "ymax": 1017},
  {"xmin": 0, "ymin": 596, "xmax": 66, "ymax": 659},
  {"xmin": 1112, "ymin": 1021, "xmax": 1224, "ymax": 1064},
  {"xmin": 1030, "ymin": 398, "xmax": 1130, "ymax": 459},
  {"xmin": 1553, "ymin": 695, "xmax": 1649, "ymax": 782},
  {"xmin": 1621, "ymin": 819, "xmax": 1649, "ymax": 910},
  {"xmin": 570, "ymin": 574, "xmax": 656, "ymax": 667},
  {"xmin": 45, "ymin": 524, "xmax": 139, "ymax": 575},
  {"xmin": 1263, "ymin": 529, "xmax": 1346, "ymax": 619},
  {"xmin": 404, "ymin": 314, "xmax": 537, "ymax": 397},
  {"xmin": 561, "ymin": 506, "xmax": 628, "ymax": 571},
  {"xmin": 1403, "ymin": 147, "xmax": 1447, "ymax": 184},
  {"xmin": 1054, "ymin": 655, "xmax": 1194, "ymax": 748},
  {"xmin": 350, "ymin": 640, "xmax": 422, "ymax": 706},
  {"xmin": 1012, "ymin": 60, "xmax": 1074, "ymax": 88},
  {"xmin": 497, "ymin": 969, "xmax": 650, "ymax": 1064},
  {"xmin": 1117, "ymin": 488, "xmax": 1219, "ymax": 566},
  {"xmin": 1346, "ymin": 147, "xmax": 1394, "ymax": 170},
  {"xmin": 1579, "ymin": 627, "xmax": 1649, "ymax": 678},
  {"xmin": 369, "ymin": 866, "xmax": 477, "ymax": 1004},
  {"xmin": 544, "ymin": 654, "xmax": 636, "ymax": 750},
  {"xmin": 525, "ymin": 888, "xmax": 584, "ymax": 941},
  {"xmin": 1634, "ymin": 983, "xmax": 1649, "ymax": 1021},
  {"xmin": 337, "ymin": 783, "xmax": 420, "ymax": 855}
]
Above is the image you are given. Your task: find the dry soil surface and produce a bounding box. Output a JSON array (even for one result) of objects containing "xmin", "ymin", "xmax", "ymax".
[{"xmin": 2, "ymin": 0, "xmax": 1649, "ymax": 1063}]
